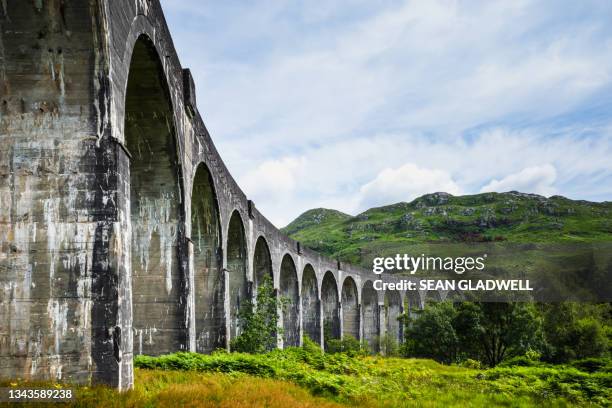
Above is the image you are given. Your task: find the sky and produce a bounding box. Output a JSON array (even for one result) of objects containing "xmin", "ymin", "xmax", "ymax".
[{"xmin": 160, "ymin": 0, "xmax": 612, "ymax": 227}]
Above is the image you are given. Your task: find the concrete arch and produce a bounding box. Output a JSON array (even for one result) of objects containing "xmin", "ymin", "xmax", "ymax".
[
  {"xmin": 279, "ymin": 254, "xmax": 300, "ymax": 347},
  {"xmin": 118, "ymin": 14, "xmax": 184, "ymax": 144},
  {"xmin": 405, "ymin": 290, "xmax": 421, "ymax": 318},
  {"xmin": 361, "ymin": 280, "xmax": 379, "ymax": 353},
  {"xmin": 384, "ymin": 290, "xmax": 402, "ymax": 345},
  {"xmin": 301, "ymin": 264, "xmax": 320, "ymax": 344},
  {"xmin": 191, "ymin": 162, "xmax": 224, "ymax": 353},
  {"xmin": 126, "ymin": 34, "xmax": 186, "ymax": 356},
  {"xmin": 253, "ymin": 236, "xmax": 273, "ymax": 290},
  {"xmin": 321, "ymin": 271, "xmax": 340, "ymax": 346},
  {"xmin": 226, "ymin": 211, "xmax": 248, "ymax": 342},
  {"xmin": 443, "ymin": 289, "xmax": 464, "ymax": 302},
  {"xmin": 341, "ymin": 276, "xmax": 360, "ymax": 340},
  {"xmin": 426, "ymin": 290, "xmax": 442, "ymax": 304}
]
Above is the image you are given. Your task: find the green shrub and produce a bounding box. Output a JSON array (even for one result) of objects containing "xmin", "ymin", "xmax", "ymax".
[
  {"xmin": 461, "ymin": 358, "xmax": 482, "ymax": 369},
  {"xmin": 498, "ymin": 356, "xmax": 543, "ymax": 367},
  {"xmin": 325, "ymin": 336, "xmax": 365, "ymax": 357},
  {"xmin": 570, "ymin": 357, "xmax": 612, "ymax": 373},
  {"xmin": 231, "ymin": 275, "xmax": 285, "ymax": 353},
  {"xmin": 378, "ymin": 334, "xmax": 399, "ymax": 357}
]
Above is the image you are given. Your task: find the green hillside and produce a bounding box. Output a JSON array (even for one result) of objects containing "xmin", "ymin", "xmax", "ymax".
[{"xmin": 282, "ymin": 192, "xmax": 612, "ymax": 268}]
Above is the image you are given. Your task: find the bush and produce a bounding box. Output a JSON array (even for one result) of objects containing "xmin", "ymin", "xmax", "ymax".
[
  {"xmin": 498, "ymin": 356, "xmax": 543, "ymax": 368},
  {"xmin": 231, "ymin": 276, "xmax": 285, "ymax": 353},
  {"xmin": 542, "ymin": 303, "xmax": 610, "ymax": 363},
  {"xmin": 325, "ymin": 336, "xmax": 365, "ymax": 357},
  {"xmin": 570, "ymin": 357, "xmax": 612, "ymax": 373},
  {"xmin": 460, "ymin": 358, "xmax": 482, "ymax": 369},
  {"xmin": 378, "ymin": 334, "xmax": 399, "ymax": 357}
]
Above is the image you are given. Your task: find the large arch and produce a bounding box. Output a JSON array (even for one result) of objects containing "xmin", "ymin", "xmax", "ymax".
[
  {"xmin": 321, "ymin": 271, "xmax": 340, "ymax": 347},
  {"xmin": 191, "ymin": 163, "xmax": 223, "ymax": 353},
  {"xmin": 362, "ymin": 281, "xmax": 379, "ymax": 353},
  {"xmin": 279, "ymin": 254, "xmax": 299, "ymax": 347},
  {"xmin": 253, "ymin": 236, "xmax": 273, "ymax": 291},
  {"xmin": 226, "ymin": 211, "xmax": 248, "ymax": 342},
  {"xmin": 301, "ymin": 265, "xmax": 320, "ymax": 344},
  {"xmin": 341, "ymin": 277, "xmax": 359, "ymax": 340},
  {"xmin": 426, "ymin": 290, "xmax": 442, "ymax": 304},
  {"xmin": 405, "ymin": 290, "xmax": 421, "ymax": 318},
  {"xmin": 384, "ymin": 290, "xmax": 402, "ymax": 347},
  {"xmin": 125, "ymin": 35, "xmax": 185, "ymax": 356}
]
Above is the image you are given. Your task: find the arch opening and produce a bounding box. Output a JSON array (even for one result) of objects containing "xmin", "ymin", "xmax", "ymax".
[
  {"xmin": 191, "ymin": 163, "xmax": 223, "ymax": 353},
  {"xmin": 279, "ymin": 254, "xmax": 299, "ymax": 347},
  {"xmin": 253, "ymin": 236, "xmax": 273, "ymax": 291},
  {"xmin": 227, "ymin": 211, "xmax": 248, "ymax": 342},
  {"xmin": 426, "ymin": 290, "xmax": 442, "ymax": 304},
  {"xmin": 362, "ymin": 281, "xmax": 379, "ymax": 353},
  {"xmin": 301, "ymin": 265, "xmax": 320, "ymax": 344},
  {"xmin": 341, "ymin": 277, "xmax": 359, "ymax": 340},
  {"xmin": 125, "ymin": 35, "xmax": 185, "ymax": 355},
  {"xmin": 384, "ymin": 290, "xmax": 402, "ymax": 348},
  {"xmin": 321, "ymin": 272, "xmax": 340, "ymax": 347},
  {"xmin": 405, "ymin": 291, "xmax": 421, "ymax": 318}
]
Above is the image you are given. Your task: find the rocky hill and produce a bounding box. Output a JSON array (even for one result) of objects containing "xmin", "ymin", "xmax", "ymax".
[{"xmin": 282, "ymin": 192, "xmax": 612, "ymax": 267}]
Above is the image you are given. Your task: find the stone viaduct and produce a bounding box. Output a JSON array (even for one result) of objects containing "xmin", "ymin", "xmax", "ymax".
[{"xmin": 0, "ymin": 0, "xmax": 434, "ymax": 389}]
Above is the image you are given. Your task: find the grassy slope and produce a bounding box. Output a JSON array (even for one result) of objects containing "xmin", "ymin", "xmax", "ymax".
[
  {"xmin": 132, "ymin": 350, "xmax": 611, "ymax": 407},
  {"xmin": 281, "ymin": 192, "xmax": 612, "ymax": 266},
  {"xmin": 6, "ymin": 350, "xmax": 610, "ymax": 407}
]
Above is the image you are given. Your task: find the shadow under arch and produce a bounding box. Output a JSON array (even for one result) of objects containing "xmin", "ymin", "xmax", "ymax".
[
  {"xmin": 191, "ymin": 161, "xmax": 223, "ymax": 353},
  {"xmin": 279, "ymin": 254, "xmax": 299, "ymax": 347},
  {"xmin": 301, "ymin": 264, "xmax": 320, "ymax": 344},
  {"xmin": 361, "ymin": 280, "xmax": 379, "ymax": 353},
  {"xmin": 125, "ymin": 34, "xmax": 186, "ymax": 356},
  {"xmin": 226, "ymin": 211, "xmax": 248, "ymax": 343},
  {"xmin": 321, "ymin": 271, "xmax": 340, "ymax": 347},
  {"xmin": 384, "ymin": 290, "xmax": 402, "ymax": 346},
  {"xmin": 253, "ymin": 236, "xmax": 273, "ymax": 291},
  {"xmin": 341, "ymin": 276, "xmax": 359, "ymax": 340}
]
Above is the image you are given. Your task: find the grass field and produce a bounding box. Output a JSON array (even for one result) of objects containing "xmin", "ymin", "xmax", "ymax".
[{"xmin": 3, "ymin": 348, "xmax": 610, "ymax": 407}]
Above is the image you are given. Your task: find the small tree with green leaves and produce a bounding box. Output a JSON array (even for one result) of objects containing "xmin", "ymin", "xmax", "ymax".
[{"xmin": 231, "ymin": 276, "xmax": 286, "ymax": 353}]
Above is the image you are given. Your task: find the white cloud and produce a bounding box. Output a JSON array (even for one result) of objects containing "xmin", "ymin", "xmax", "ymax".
[
  {"xmin": 160, "ymin": 1, "xmax": 612, "ymax": 226},
  {"xmin": 479, "ymin": 164, "xmax": 557, "ymax": 196},
  {"xmin": 235, "ymin": 129, "xmax": 612, "ymax": 226},
  {"xmin": 358, "ymin": 163, "xmax": 461, "ymax": 209},
  {"xmin": 239, "ymin": 157, "xmax": 303, "ymax": 201}
]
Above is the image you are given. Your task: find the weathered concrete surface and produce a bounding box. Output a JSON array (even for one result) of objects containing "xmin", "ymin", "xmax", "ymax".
[
  {"xmin": 226, "ymin": 211, "xmax": 247, "ymax": 343},
  {"xmin": 362, "ymin": 281, "xmax": 379, "ymax": 352},
  {"xmin": 321, "ymin": 271, "xmax": 340, "ymax": 346},
  {"xmin": 341, "ymin": 277, "xmax": 360, "ymax": 340},
  {"xmin": 279, "ymin": 254, "xmax": 299, "ymax": 347},
  {"xmin": 301, "ymin": 264, "xmax": 320, "ymax": 344},
  {"xmin": 384, "ymin": 290, "xmax": 402, "ymax": 348},
  {"xmin": 0, "ymin": 0, "xmax": 431, "ymax": 388}
]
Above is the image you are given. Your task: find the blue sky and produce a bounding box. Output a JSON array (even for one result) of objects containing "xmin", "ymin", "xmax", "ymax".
[{"xmin": 160, "ymin": 0, "xmax": 612, "ymax": 227}]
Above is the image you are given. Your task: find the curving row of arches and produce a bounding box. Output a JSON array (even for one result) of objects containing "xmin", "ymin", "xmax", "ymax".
[{"xmin": 123, "ymin": 34, "xmax": 446, "ymax": 357}]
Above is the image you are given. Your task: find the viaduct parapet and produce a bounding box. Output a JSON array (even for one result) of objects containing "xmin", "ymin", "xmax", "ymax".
[{"xmin": 0, "ymin": 1, "xmax": 434, "ymax": 388}]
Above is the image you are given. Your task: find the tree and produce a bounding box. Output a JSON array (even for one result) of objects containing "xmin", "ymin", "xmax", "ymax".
[
  {"xmin": 542, "ymin": 303, "xmax": 609, "ymax": 362},
  {"xmin": 401, "ymin": 302, "xmax": 458, "ymax": 364},
  {"xmin": 401, "ymin": 301, "xmax": 543, "ymax": 366},
  {"xmin": 476, "ymin": 303, "xmax": 543, "ymax": 366},
  {"xmin": 231, "ymin": 276, "xmax": 285, "ymax": 353}
]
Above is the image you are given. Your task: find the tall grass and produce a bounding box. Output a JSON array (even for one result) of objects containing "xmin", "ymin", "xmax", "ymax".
[
  {"xmin": 133, "ymin": 347, "xmax": 612, "ymax": 407},
  {"xmin": 2, "ymin": 349, "xmax": 610, "ymax": 407},
  {"xmin": 0, "ymin": 369, "xmax": 344, "ymax": 408}
]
